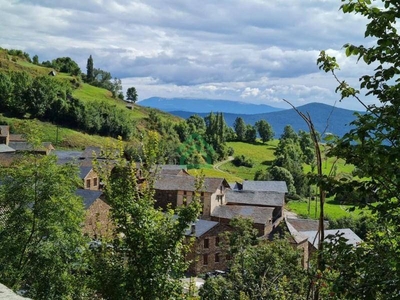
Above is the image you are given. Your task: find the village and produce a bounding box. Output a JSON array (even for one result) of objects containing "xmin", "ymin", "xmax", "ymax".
[{"xmin": 0, "ymin": 124, "xmax": 362, "ymax": 278}]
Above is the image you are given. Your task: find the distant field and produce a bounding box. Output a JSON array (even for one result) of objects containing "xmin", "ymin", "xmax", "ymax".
[
  {"xmin": 219, "ymin": 140, "xmax": 278, "ymax": 180},
  {"xmin": 287, "ymin": 197, "xmax": 368, "ymax": 220},
  {"xmin": 188, "ymin": 165, "xmax": 242, "ymax": 183}
]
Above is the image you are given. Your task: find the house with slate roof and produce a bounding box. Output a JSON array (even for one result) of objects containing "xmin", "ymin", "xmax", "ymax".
[
  {"xmin": 154, "ymin": 174, "xmax": 230, "ymax": 217},
  {"xmin": 185, "ymin": 219, "xmax": 232, "ymax": 275},
  {"xmin": 76, "ymin": 189, "xmax": 112, "ymax": 238},
  {"xmin": 80, "ymin": 166, "xmax": 100, "ymax": 190},
  {"xmin": 212, "ymin": 180, "xmax": 288, "ymax": 236}
]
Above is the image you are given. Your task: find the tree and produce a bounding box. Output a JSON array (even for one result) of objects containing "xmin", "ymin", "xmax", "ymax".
[
  {"xmin": 126, "ymin": 87, "xmax": 138, "ymax": 103},
  {"xmin": 244, "ymin": 124, "xmax": 257, "ymax": 143},
  {"xmin": 86, "ymin": 55, "xmax": 94, "ymax": 83},
  {"xmin": 52, "ymin": 57, "xmax": 81, "ymax": 76},
  {"xmin": 313, "ymin": 0, "xmax": 400, "ymax": 297},
  {"xmin": 201, "ymin": 217, "xmax": 307, "ymax": 299},
  {"xmin": 0, "ymin": 154, "xmax": 88, "ymax": 299},
  {"xmin": 254, "ymin": 166, "xmax": 296, "ymax": 195},
  {"xmin": 255, "ymin": 119, "xmax": 274, "ymax": 143},
  {"xmin": 111, "ymin": 77, "xmax": 122, "ymax": 99},
  {"xmin": 32, "ymin": 55, "xmax": 39, "ymax": 65},
  {"xmin": 91, "ymin": 139, "xmax": 202, "ymax": 299},
  {"xmin": 233, "ymin": 117, "xmax": 246, "ymax": 141}
]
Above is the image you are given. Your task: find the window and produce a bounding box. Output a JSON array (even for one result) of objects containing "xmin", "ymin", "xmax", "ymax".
[
  {"xmin": 86, "ymin": 179, "xmax": 91, "ymax": 189},
  {"xmin": 204, "ymin": 238, "xmax": 209, "ymax": 249},
  {"xmin": 215, "ymin": 253, "xmax": 220, "ymax": 263},
  {"xmin": 203, "ymin": 254, "xmax": 208, "ymax": 265},
  {"xmin": 93, "ymin": 177, "xmax": 98, "ymax": 186},
  {"xmin": 183, "ymin": 191, "xmax": 187, "ymax": 196},
  {"xmin": 215, "ymin": 236, "xmax": 220, "ymax": 247}
]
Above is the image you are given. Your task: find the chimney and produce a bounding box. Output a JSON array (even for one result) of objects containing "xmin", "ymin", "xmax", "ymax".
[{"xmin": 191, "ymin": 223, "xmax": 196, "ymax": 235}]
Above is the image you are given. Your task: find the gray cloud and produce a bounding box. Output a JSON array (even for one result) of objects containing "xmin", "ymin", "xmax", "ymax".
[{"xmin": 0, "ymin": 0, "xmax": 372, "ymax": 110}]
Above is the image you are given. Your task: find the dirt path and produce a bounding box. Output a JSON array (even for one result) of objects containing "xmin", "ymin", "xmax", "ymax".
[{"xmin": 213, "ymin": 156, "xmax": 234, "ymax": 173}]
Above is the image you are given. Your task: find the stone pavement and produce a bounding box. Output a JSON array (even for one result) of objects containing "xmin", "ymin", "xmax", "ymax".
[{"xmin": 0, "ymin": 284, "xmax": 31, "ymax": 300}]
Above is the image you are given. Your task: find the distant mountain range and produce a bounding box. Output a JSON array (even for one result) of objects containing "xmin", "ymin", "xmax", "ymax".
[
  {"xmin": 139, "ymin": 97, "xmax": 282, "ymax": 114},
  {"xmin": 139, "ymin": 97, "xmax": 362, "ymax": 137}
]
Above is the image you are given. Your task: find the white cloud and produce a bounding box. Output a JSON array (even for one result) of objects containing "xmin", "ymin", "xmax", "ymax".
[{"xmin": 0, "ymin": 0, "xmax": 375, "ymax": 111}]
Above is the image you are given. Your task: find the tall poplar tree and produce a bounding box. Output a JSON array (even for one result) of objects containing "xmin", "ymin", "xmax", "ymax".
[{"xmin": 86, "ymin": 54, "xmax": 94, "ymax": 83}]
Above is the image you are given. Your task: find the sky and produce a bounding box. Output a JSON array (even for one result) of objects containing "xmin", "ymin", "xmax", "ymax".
[{"xmin": 0, "ymin": 0, "xmax": 376, "ymax": 111}]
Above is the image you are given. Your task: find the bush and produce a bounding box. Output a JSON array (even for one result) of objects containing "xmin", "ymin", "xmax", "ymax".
[{"xmin": 232, "ymin": 155, "xmax": 254, "ymax": 168}]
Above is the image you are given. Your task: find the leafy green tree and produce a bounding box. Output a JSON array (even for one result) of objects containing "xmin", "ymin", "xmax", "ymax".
[
  {"xmin": 313, "ymin": 0, "xmax": 400, "ymax": 297},
  {"xmin": 274, "ymin": 138, "xmax": 307, "ymax": 196},
  {"xmin": 205, "ymin": 112, "xmax": 228, "ymax": 160},
  {"xmin": 186, "ymin": 114, "xmax": 206, "ymax": 136},
  {"xmin": 0, "ymin": 155, "xmax": 89, "ymax": 299},
  {"xmin": 8, "ymin": 71, "xmax": 32, "ymax": 117},
  {"xmin": 52, "ymin": 57, "xmax": 81, "ymax": 76},
  {"xmin": 0, "ymin": 73, "xmax": 13, "ymax": 111},
  {"xmin": 126, "ymin": 86, "xmax": 138, "ymax": 103},
  {"xmin": 91, "ymin": 139, "xmax": 202, "ymax": 299},
  {"xmin": 244, "ymin": 124, "xmax": 257, "ymax": 143},
  {"xmin": 233, "ymin": 117, "xmax": 246, "ymax": 141},
  {"xmin": 86, "ymin": 54, "xmax": 94, "ymax": 83},
  {"xmin": 202, "ymin": 217, "xmax": 307, "ymax": 299},
  {"xmin": 298, "ymin": 129, "xmax": 315, "ymax": 165},
  {"xmin": 32, "ymin": 54, "xmax": 39, "ymax": 65},
  {"xmin": 110, "ymin": 77, "xmax": 122, "ymax": 99},
  {"xmin": 281, "ymin": 124, "xmax": 298, "ymax": 142},
  {"xmin": 255, "ymin": 119, "xmax": 274, "ymax": 143}
]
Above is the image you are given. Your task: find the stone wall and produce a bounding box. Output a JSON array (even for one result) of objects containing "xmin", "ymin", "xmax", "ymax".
[{"xmin": 83, "ymin": 197, "xmax": 112, "ymax": 238}]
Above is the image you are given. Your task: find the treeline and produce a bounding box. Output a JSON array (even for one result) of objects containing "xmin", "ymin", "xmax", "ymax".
[{"xmin": 0, "ymin": 71, "xmax": 135, "ymax": 139}]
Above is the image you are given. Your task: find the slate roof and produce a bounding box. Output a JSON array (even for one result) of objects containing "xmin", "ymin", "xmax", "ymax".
[
  {"xmin": 8, "ymin": 142, "xmax": 54, "ymax": 152},
  {"xmin": 211, "ymin": 205, "xmax": 275, "ymax": 225},
  {"xmin": 301, "ymin": 228, "xmax": 362, "ymax": 249},
  {"xmin": 80, "ymin": 146, "xmax": 102, "ymax": 159},
  {"xmin": 79, "ymin": 166, "xmax": 93, "ymax": 179},
  {"xmin": 54, "ymin": 150, "xmax": 82, "ymax": 165},
  {"xmin": 226, "ymin": 190, "xmax": 284, "ymax": 207},
  {"xmin": 76, "ymin": 189, "xmax": 103, "ymax": 209},
  {"xmin": 0, "ymin": 144, "xmax": 15, "ymax": 153},
  {"xmin": 285, "ymin": 219, "xmax": 309, "ymax": 244},
  {"xmin": 286, "ymin": 218, "xmax": 329, "ymax": 232},
  {"xmin": 155, "ymin": 175, "xmax": 230, "ymax": 193},
  {"xmin": 241, "ymin": 181, "xmax": 288, "ymax": 193},
  {"xmin": 185, "ymin": 219, "xmax": 219, "ymax": 238}
]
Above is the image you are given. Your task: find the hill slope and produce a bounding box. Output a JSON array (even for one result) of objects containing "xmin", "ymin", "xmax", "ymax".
[
  {"xmin": 139, "ymin": 97, "xmax": 282, "ymax": 114},
  {"xmin": 170, "ymin": 103, "xmax": 361, "ymax": 137}
]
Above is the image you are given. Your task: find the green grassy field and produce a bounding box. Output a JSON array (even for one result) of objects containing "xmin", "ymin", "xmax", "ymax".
[
  {"xmin": 218, "ymin": 141, "xmax": 278, "ymax": 180},
  {"xmin": 286, "ymin": 197, "xmax": 367, "ymax": 220},
  {"xmin": 187, "ymin": 164, "xmax": 242, "ymax": 183}
]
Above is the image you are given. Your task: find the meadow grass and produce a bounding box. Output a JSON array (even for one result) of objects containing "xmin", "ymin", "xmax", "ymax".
[
  {"xmin": 187, "ymin": 164, "xmax": 242, "ymax": 183},
  {"xmin": 286, "ymin": 197, "xmax": 369, "ymax": 220}
]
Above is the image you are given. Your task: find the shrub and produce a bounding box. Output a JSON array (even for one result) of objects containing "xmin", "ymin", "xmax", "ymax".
[{"xmin": 232, "ymin": 155, "xmax": 254, "ymax": 168}]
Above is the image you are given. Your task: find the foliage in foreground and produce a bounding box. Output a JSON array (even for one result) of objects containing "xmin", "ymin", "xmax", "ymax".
[
  {"xmin": 0, "ymin": 155, "xmax": 89, "ymax": 299},
  {"xmin": 89, "ymin": 137, "xmax": 202, "ymax": 299}
]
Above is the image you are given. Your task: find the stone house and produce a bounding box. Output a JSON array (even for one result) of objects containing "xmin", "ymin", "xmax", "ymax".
[
  {"xmin": 154, "ymin": 174, "xmax": 230, "ymax": 217},
  {"xmin": 0, "ymin": 125, "xmax": 10, "ymax": 145},
  {"xmin": 76, "ymin": 189, "xmax": 112, "ymax": 238},
  {"xmin": 80, "ymin": 166, "xmax": 100, "ymax": 190},
  {"xmin": 185, "ymin": 219, "xmax": 232, "ymax": 275},
  {"xmin": 211, "ymin": 205, "xmax": 277, "ymax": 236}
]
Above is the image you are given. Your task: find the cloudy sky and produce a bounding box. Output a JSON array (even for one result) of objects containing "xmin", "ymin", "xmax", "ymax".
[{"xmin": 0, "ymin": 0, "xmax": 375, "ymax": 110}]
